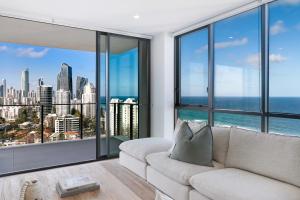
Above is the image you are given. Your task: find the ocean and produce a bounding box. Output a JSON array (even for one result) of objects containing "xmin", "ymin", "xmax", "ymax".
[{"xmin": 179, "ymin": 97, "xmax": 300, "ymax": 136}]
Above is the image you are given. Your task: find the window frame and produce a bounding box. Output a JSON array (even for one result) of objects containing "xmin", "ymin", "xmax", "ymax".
[
  {"xmin": 175, "ymin": 25, "xmax": 210, "ymax": 108},
  {"xmin": 174, "ymin": 1, "xmax": 300, "ymax": 135}
]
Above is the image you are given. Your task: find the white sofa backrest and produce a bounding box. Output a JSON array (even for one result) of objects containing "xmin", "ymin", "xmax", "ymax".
[
  {"xmin": 211, "ymin": 126, "xmax": 231, "ymax": 165},
  {"xmin": 226, "ymin": 127, "xmax": 300, "ymax": 187}
]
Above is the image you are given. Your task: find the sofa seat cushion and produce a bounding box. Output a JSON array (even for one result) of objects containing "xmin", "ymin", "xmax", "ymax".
[
  {"xmin": 190, "ymin": 168, "xmax": 300, "ymax": 200},
  {"xmin": 119, "ymin": 138, "xmax": 173, "ymax": 162},
  {"xmin": 146, "ymin": 152, "xmax": 223, "ymax": 185}
]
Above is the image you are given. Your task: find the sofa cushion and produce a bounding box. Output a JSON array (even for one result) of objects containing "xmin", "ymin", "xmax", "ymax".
[
  {"xmin": 170, "ymin": 124, "xmax": 213, "ymax": 166},
  {"xmin": 226, "ymin": 127, "xmax": 300, "ymax": 187},
  {"xmin": 170, "ymin": 119, "xmax": 207, "ymax": 153},
  {"xmin": 211, "ymin": 126, "xmax": 231, "ymax": 164},
  {"xmin": 190, "ymin": 168, "xmax": 300, "ymax": 200},
  {"xmin": 146, "ymin": 152, "xmax": 223, "ymax": 185},
  {"xmin": 119, "ymin": 138, "xmax": 173, "ymax": 162}
]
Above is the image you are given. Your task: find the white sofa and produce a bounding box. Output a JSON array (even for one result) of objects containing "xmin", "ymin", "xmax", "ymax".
[
  {"xmin": 119, "ymin": 137, "xmax": 173, "ymax": 179},
  {"xmin": 119, "ymin": 126, "xmax": 300, "ymax": 200}
]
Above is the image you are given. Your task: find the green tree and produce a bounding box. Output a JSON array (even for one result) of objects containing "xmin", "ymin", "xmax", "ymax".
[
  {"xmin": 32, "ymin": 111, "xmax": 40, "ymax": 124},
  {"xmin": 71, "ymin": 108, "xmax": 81, "ymax": 117},
  {"xmin": 59, "ymin": 133, "xmax": 65, "ymax": 140},
  {"xmin": 16, "ymin": 108, "xmax": 28, "ymax": 124},
  {"xmin": 0, "ymin": 117, "xmax": 5, "ymax": 124}
]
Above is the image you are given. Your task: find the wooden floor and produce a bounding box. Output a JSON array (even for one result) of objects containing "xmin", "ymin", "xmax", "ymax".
[{"xmin": 0, "ymin": 159, "xmax": 155, "ymax": 200}]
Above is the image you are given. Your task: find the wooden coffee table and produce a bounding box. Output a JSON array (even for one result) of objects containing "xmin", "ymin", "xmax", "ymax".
[{"xmin": 0, "ymin": 159, "xmax": 155, "ymax": 200}]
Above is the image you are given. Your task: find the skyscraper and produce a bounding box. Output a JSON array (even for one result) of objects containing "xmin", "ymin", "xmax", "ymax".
[
  {"xmin": 57, "ymin": 63, "xmax": 73, "ymax": 97},
  {"xmin": 120, "ymin": 98, "xmax": 138, "ymax": 137},
  {"xmin": 21, "ymin": 68, "xmax": 29, "ymax": 97},
  {"xmin": 0, "ymin": 85, "xmax": 3, "ymax": 97},
  {"xmin": 40, "ymin": 85, "xmax": 53, "ymax": 118},
  {"xmin": 76, "ymin": 76, "xmax": 88, "ymax": 99},
  {"xmin": 36, "ymin": 78, "xmax": 44, "ymax": 103},
  {"xmin": 109, "ymin": 98, "xmax": 122, "ymax": 135},
  {"xmin": 56, "ymin": 89, "xmax": 71, "ymax": 116},
  {"xmin": 82, "ymin": 83, "xmax": 96, "ymax": 118},
  {"xmin": 2, "ymin": 79, "xmax": 6, "ymax": 98}
]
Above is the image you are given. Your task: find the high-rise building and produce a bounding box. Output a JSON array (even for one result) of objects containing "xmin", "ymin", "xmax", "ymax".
[
  {"xmin": 82, "ymin": 83, "xmax": 96, "ymax": 118},
  {"xmin": 120, "ymin": 98, "xmax": 138, "ymax": 137},
  {"xmin": 2, "ymin": 79, "xmax": 6, "ymax": 98},
  {"xmin": 56, "ymin": 89, "xmax": 71, "ymax": 116},
  {"xmin": 76, "ymin": 76, "xmax": 88, "ymax": 99},
  {"xmin": 40, "ymin": 85, "xmax": 53, "ymax": 118},
  {"xmin": 21, "ymin": 68, "xmax": 29, "ymax": 97},
  {"xmin": 36, "ymin": 78, "xmax": 44, "ymax": 103},
  {"xmin": 109, "ymin": 98, "xmax": 122, "ymax": 135},
  {"xmin": 109, "ymin": 98, "xmax": 138, "ymax": 137},
  {"xmin": 57, "ymin": 63, "xmax": 73, "ymax": 97},
  {"xmin": 0, "ymin": 85, "xmax": 3, "ymax": 97}
]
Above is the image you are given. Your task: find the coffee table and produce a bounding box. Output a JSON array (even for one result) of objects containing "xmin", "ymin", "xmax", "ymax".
[{"xmin": 0, "ymin": 159, "xmax": 155, "ymax": 200}]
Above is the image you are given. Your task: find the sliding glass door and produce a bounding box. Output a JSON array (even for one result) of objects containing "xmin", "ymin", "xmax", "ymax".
[
  {"xmin": 0, "ymin": 15, "xmax": 150, "ymax": 176},
  {"xmin": 96, "ymin": 33, "xmax": 150, "ymax": 158}
]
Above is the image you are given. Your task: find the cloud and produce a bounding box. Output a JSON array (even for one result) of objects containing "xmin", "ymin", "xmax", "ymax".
[
  {"xmin": 246, "ymin": 53, "xmax": 260, "ymax": 66},
  {"xmin": 270, "ymin": 20, "xmax": 287, "ymax": 35},
  {"xmin": 196, "ymin": 37, "xmax": 248, "ymax": 53},
  {"xmin": 0, "ymin": 45, "xmax": 8, "ymax": 52},
  {"xmin": 269, "ymin": 54, "xmax": 287, "ymax": 63},
  {"xmin": 246, "ymin": 53, "xmax": 287, "ymax": 66},
  {"xmin": 16, "ymin": 48, "xmax": 49, "ymax": 58},
  {"xmin": 215, "ymin": 37, "xmax": 248, "ymax": 49}
]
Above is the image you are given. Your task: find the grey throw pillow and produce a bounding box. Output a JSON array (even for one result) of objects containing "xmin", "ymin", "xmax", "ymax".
[{"xmin": 170, "ymin": 122, "xmax": 213, "ymax": 167}]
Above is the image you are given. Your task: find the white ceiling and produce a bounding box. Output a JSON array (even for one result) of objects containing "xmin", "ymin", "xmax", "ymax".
[
  {"xmin": 0, "ymin": 16, "xmax": 139, "ymax": 53},
  {"xmin": 0, "ymin": 0, "xmax": 254, "ymax": 36}
]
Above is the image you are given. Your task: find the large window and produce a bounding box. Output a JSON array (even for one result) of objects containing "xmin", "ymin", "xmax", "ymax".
[
  {"xmin": 179, "ymin": 28, "xmax": 208, "ymax": 105},
  {"xmin": 0, "ymin": 16, "xmax": 150, "ymax": 175},
  {"xmin": 0, "ymin": 17, "xmax": 96, "ymax": 146},
  {"xmin": 269, "ymin": 1, "xmax": 300, "ymax": 114},
  {"xmin": 175, "ymin": 0, "xmax": 300, "ymax": 137},
  {"xmin": 214, "ymin": 8, "xmax": 261, "ymax": 111}
]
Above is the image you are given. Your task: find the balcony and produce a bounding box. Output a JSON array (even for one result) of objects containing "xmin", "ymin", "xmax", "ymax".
[{"xmin": 0, "ymin": 102, "xmax": 138, "ymax": 175}]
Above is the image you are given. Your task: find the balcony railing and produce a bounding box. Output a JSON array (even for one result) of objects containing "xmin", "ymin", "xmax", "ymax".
[{"xmin": 0, "ymin": 102, "xmax": 138, "ymax": 148}]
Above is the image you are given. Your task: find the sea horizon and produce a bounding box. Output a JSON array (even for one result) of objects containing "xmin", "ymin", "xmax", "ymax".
[{"xmin": 179, "ymin": 96, "xmax": 300, "ymax": 136}]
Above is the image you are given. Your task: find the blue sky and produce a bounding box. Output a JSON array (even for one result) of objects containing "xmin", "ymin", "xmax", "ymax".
[
  {"xmin": 0, "ymin": 42, "xmax": 138, "ymax": 97},
  {"xmin": 181, "ymin": 0, "xmax": 300, "ymax": 97}
]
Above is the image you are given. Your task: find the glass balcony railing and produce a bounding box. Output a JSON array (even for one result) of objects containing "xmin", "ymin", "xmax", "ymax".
[
  {"xmin": 0, "ymin": 103, "xmax": 95, "ymax": 147},
  {"xmin": 0, "ymin": 102, "xmax": 138, "ymax": 148}
]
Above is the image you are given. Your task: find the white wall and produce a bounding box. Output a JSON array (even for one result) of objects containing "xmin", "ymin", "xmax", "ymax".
[{"xmin": 150, "ymin": 32, "xmax": 174, "ymax": 140}]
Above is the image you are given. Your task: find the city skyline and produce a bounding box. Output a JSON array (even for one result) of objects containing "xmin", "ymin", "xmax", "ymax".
[
  {"xmin": 0, "ymin": 42, "xmax": 95, "ymax": 93},
  {"xmin": 0, "ymin": 41, "xmax": 139, "ymax": 97}
]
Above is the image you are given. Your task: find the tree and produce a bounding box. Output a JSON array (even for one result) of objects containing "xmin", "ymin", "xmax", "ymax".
[
  {"xmin": 16, "ymin": 108, "xmax": 28, "ymax": 124},
  {"xmin": 0, "ymin": 117, "xmax": 5, "ymax": 124},
  {"xmin": 71, "ymin": 108, "xmax": 81, "ymax": 117},
  {"xmin": 32, "ymin": 111, "xmax": 40, "ymax": 124},
  {"xmin": 59, "ymin": 133, "xmax": 65, "ymax": 140}
]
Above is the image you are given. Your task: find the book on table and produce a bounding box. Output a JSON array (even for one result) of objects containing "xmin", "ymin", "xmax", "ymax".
[{"xmin": 56, "ymin": 176, "xmax": 100, "ymax": 198}]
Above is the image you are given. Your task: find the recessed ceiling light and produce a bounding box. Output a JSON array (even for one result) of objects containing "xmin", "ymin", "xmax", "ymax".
[{"xmin": 133, "ymin": 14, "xmax": 140, "ymax": 19}]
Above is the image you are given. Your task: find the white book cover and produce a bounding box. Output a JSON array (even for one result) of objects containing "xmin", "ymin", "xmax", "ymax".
[{"xmin": 58, "ymin": 176, "xmax": 97, "ymax": 192}]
